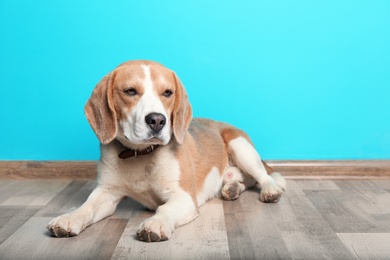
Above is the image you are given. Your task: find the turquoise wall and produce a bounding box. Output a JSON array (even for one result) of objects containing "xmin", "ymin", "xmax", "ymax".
[{"xmin": 1, "ymin": 0, "xmax": 389, "ymax": 160}]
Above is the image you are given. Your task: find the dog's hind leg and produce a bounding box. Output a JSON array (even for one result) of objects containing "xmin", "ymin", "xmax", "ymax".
[
  {"xmin": 223, "ymin": 132, "xmax": 286, "ymax": 203},
  {"xmin": 221, "ymin": 166, "xmax": 256, "ymax": 200}
]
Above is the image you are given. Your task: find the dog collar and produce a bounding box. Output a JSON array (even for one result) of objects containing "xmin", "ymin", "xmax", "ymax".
[{"xmin": 118, "ymin": 145, "xmax": 160, "ymax": 159}]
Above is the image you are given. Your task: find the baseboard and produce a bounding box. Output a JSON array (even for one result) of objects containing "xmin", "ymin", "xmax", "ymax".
[
  {"xmin": 0, "ymin": 161, "xmax": 97, "ymax": 180},
  {"xmin": 268, "ymin": 160, "xmax": 390, "ymax": 179},
  {"xmin": 0, "ymin": 160, "xmax": 389, "ymax": 179}
]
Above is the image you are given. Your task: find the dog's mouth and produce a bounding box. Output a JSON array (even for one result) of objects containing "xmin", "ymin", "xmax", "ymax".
[
  {"xmin": 145, "ymin": 137, "xmax": 164, "ymax": 144},
  {"xmin": 124, "ymin": 135, "xmax": 164, "ymax": 146}
]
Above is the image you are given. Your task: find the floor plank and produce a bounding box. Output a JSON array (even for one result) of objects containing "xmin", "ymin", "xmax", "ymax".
[
  {"xmin": 270, "ymin": 180, "xmax": 354, "ymax": 259},
  {"xmin": 0, "ymin": 217, "xmax": 127, "ymax": 260},
  {"xmin": 371, "ymin": 179, "xmax": 390, "ymax": 191},
  {"xmin": 111, "ymin": 199, "xmax": 230, "ymax": 260},
  {"xmin": 35, "ymin": 180, "xmax": 94, "ymax": 217},
  {"xmin": 0, "ymin": 206, "xmax": 41, "ymax": 244},
  {"xmin": 0, "ymin": 178, "xmax": 389, "ymax": 259},
  {"xmin": 337, "ymin": 233, "xmax": 390, "ymax": 259},
  {"xmin": 224, "ymin": 189, "xmax": 291, "ymax": 259},
  {"xmin": 0, "ymin": 180, "xmax": 20, "ymax": 204},
  {"xmin": 1, "ymin": 180, "xmax": 71, "ymax": 206},
  {"xmin": 295, "ymin": 179, "xmax": 341, "ymax": 191},
  {"xmin": 303, "ymin": 180, "xmax": 390, "ymax": 233}
]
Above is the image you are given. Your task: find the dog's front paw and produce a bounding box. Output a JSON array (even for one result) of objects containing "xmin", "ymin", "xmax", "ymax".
[
  {"xmin": 260, "ymin": 181, "xmax": 284, "ymax": 203},
  {"xmin": 47, "ymin": 214, "xmax": 85, "ymax": 238},
  {"xmin": 137, "ymin": 216, "xmax": 173, "ymax": 242}
]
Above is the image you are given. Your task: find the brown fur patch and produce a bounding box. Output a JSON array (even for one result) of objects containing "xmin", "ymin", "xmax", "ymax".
[
  {"xmin": 171, "ymin": 72, "xmax": 192, "ymax": 144},
  {"xmin": 111, "ymin": 68, "xmax": 143, "ymax": 121},
  {"xmin": 175, "ymin": 119, "xmax": 229, "ymax": 205},
  {"xmin": 220, "ymin": 127, "xmax": 253, "ymax": 146},
  {"xmin": 84, "ymin": 75, "xmax": 118, "ymax": 144}
]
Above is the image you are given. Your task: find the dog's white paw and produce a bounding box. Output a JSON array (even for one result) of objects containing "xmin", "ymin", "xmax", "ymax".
[
  {"xmin": 47, "ymin": 214, "xmax": 85, "ymax": 237},
  {"xmin": 260, "ymin": 181, "xmax": 284, "ymax": 203},
  {"xmin": 137, "ymin": 216, "xmax": 173, "ymax": 242}
]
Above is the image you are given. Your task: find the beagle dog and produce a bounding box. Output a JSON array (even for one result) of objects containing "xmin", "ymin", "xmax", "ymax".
[{"xmin": 47, "ymin": 60, "xmax": 286, "ymax": 242}]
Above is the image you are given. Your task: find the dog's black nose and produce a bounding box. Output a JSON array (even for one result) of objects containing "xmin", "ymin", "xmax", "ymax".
[{"xmin": 145, "ymin": 113, "xmax": 166, "ymax": 133}]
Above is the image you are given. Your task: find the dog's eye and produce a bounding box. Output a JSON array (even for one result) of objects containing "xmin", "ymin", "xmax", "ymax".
[
  {"xmin": 163, "ymin": 90, "xmax": 173, "ymax": 97},
  {"xmin": 124, "ymin": 88, "xmax": 137, "ymax": 96}
]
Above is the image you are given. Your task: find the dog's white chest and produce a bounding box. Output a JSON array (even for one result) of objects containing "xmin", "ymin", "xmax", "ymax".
[{"xmin": 99, "ymin": 144, "xmax": 181, "ymax": 210}]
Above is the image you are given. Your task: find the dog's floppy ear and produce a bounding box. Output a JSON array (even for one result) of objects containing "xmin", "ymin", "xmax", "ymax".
[
  {"xmin": 84, "ymin": 74, "xmax": 117, "ymax": 144},
  {"xmin": 172, "ymin": 72, "xmax": 192, "ymax": 144}
]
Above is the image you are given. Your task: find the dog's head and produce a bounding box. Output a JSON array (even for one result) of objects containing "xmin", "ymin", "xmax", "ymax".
[{"xmin": 84, "ymin": 60, "xmax": 192, "ymax": 149}]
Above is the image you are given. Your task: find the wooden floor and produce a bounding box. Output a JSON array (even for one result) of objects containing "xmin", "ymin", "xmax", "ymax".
[{"xmin": 1, "ymin": 178, "xmax": 390, "ymax": 259}]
